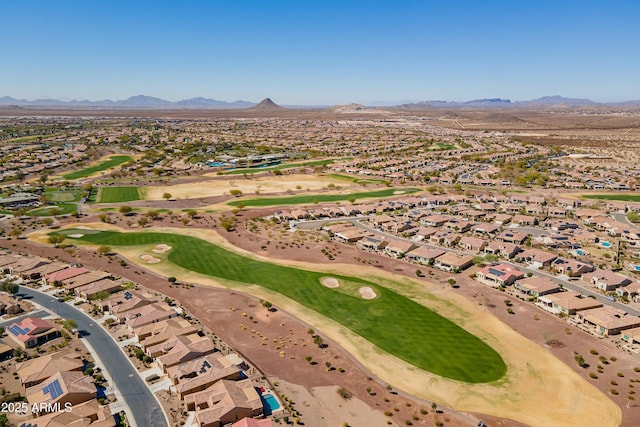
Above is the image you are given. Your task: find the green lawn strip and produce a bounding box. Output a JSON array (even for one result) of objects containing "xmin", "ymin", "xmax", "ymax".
[
  {"xmin": 54, "ymin": 229, "xmax": 505, "ymax": 383},
  {"xmin": 97, "ymin": 186, "xmax": 142, "ymax": 203},
  {"xmin": 28, "ymin": 203, "xmax": 77, "ymax": 216},
  {"xmin": 62, "ymin": 155, "xmax": 133, "ymax": 180},
  {"xmin": 326, "ymin": 174, "xmax": 389, "ymax": 185},
  {"xmin": 228, "ymin": 188, "xmax": 420, "ymax": 207},
  {"xmin": 223, "ymin": 159, "xmax": 340, "ymax": 175},
  {"xmin": 582, "ymin": 194, "xmax": 640, "ymax": 202}
]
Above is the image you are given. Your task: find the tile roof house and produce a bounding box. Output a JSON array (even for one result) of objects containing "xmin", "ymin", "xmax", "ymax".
[
  {"xmin": 19, "ymin": 399, "xmax": 114, "ymax": 427},
  {"xmin": 537, "ymin": 290, "xmax": 603, "ymax": 315},
  {"xmin": 153, "ymin": 334, "xmax": 216, "ymax": 372},
  {"xmin": 26, "ymin": 370, "xmax": 96, "ymax": 415},
  {"xmin": 123, "ymin": 302, "xmax": 178, "ymax": 330},
  {"xmin": 136, "ymin": 317, "xmax": 199, "ymax": 349},
  {"xmin": 16, "ymin": 349, "xmax": 84, "ymax": 388},
  {"xmin": 514, "ymin": 276, "xmax": 561, "ymax": 298},
  {"xmin": 171, "ymin": 354, "xmax": 244, "ymax": 399},
  {"xmin": 7, "ymin": 317, "xmax": 59, "ymax": 349},
  {"xmin": 476, "ymin": 264, "xmax": 525, "ymax": 287},
  {"xmin": 433, "ymin": 253, "xmax": 474, "ymax": 273},
  {"xmin": 187, "ymin": 379, "xmax": 263, "ymax": 427},
  {"xmin": 576, "ymin": 306, "xmax": 640, "ymax": 336},
  {"xmin": 405, "ymin": 247, "xmax": 445, "ymax": 266},
  {"xmin": 582, "ymin": 269, "xmax": 632, "ymax": 292},
  {"xmin": 383, "ymin": 238, "xmax": 416, "ymax": 258}
]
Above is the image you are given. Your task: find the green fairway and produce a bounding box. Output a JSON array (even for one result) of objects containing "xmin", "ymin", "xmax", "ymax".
[
  {"xmin": 224, "ymin": 159, "xmax": 340, "ymax": 175},
  {"xmin": 97, "ymin": 186, "xmax": 142, "ymax": 203},
  {"xmin": 62, "ymin": 155, "xmax": 133, "ymax": 180},
  {"xmin": 327, "ymin": 174, "xmax": 389, "ymax": 185},
  {"xmin": 28, "ymin": 203, "xmax": 77, "ymax": 216},
  {"xmin": 53, "ymin": 228, "xmax": 506, "ymax": 383},
  {"xmin": 228, "ymin": 188, "xmax": 421, "ymax": 207},
  {"xmin": 583, "ymin": 194, "xmax": 640, "ymax": 202}
]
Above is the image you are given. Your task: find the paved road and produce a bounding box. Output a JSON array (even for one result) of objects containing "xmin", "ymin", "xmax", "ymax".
[
  {"xmin": 18, "ymin": 286, "xmax": 168, "ymax": 427},
  {"xmin": 0, "ymin": 309, "xmax": 49, "ymax": 327}
]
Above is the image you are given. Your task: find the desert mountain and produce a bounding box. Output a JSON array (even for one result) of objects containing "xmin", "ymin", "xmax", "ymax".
[
  {"xmin": 247, "ymin": 98, "xmax": 286, "ymax": 111},
  {"xmin": 0, "ymin": 95, "xmax": 254, "ymax": 109}
]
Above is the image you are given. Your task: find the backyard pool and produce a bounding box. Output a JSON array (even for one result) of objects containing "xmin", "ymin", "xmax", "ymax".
[
  {"xmin": 261, "ymin": 393, "xmax": 281, "ymax": 415},
  {"xmin": 600, "ymin": 241, "xmax": 612, "ymax": 248},
  {"xmin": 631, "ymin": 265, "xmax": 640, "ymax": 272},
  {"xmin": 573, "ymin": 249, "xmax": 589, "ymax": 256}
]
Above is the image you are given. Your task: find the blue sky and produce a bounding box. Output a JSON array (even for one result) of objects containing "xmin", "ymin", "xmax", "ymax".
[{"xmin": 1, "ymin": 1, "xmax": 638, "ymax": 104}]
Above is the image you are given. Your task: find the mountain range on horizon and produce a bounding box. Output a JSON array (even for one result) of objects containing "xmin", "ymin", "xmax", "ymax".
[{"xmin": 1, "ymin": 94, "xmax": 639, "ymax": 109}]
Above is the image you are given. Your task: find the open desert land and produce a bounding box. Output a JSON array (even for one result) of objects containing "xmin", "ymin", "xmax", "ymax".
[
  {"xmin": 28, "ymin": 223, "xmax": 621, "ymax": 426},
  {"xmin": 143, "ymin": 174, "xmax": 352, "ymax": 201}
]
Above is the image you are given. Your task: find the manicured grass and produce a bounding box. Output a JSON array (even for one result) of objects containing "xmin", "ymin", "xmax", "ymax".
[
  {"xmin": 327, "ymin": 174, "xmax": 389, "ymax": 185},
  {"xmin": 97, "ymin": 186, "xmax": 142, "ymax": 203},
  {"xmin": 28, "ymin": 203, "xmax": 77, "ymax": 216},
  {"xmin": 62, "ymin": 155, "xmax": 133, "ymax": 180},
  {"xmin": 45, "ymin": 188, "xmax": 82, "ymax": 203},
  {"xmin": 582, "ymin": 194, "xmax": 640, "ymax": 202},
  {"xmin": 228, "ymin": 188, "xmax": 421, "ymax": 207},
  {"xmin": 224, "ymin": 158, "xmax": 341, "ymax": 175},
  {"xmin": 53, "ymin": 229, "xmax": 506, "ymax": 383}
]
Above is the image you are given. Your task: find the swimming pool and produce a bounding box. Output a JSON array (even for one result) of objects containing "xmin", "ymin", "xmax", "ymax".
[
  {"xmin": 600, "ymin": 241, "xmax": 612, "ymax": 248},
  {"xmin": 632, "ymin": 265, "xmax": 640, "ymax": 272},
  {"xmin": 261, "ymin": 393, "xmax": 281, "ymax": 415},
  {"xmin": 574, "ymin": 249, "xmax": 589, "ymax": 256}
]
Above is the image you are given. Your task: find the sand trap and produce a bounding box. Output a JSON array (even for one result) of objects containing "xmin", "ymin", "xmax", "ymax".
[
  {"xmin": 140, "ymin": 254, "xmax": 161, "ymax": 264},
  {"xmin": 67, "ymin": 233, "xmax": 84, "ymax": 238},
  {"xmin": 359, "ymin": 286, "xmax": 377, "ymax": 299},
  {"xmin": 320, "ymin": 277, "xmax": 340, "ymax": 288},
  {"xmin": 75, "ymin": 226, "xmax": 92, "ymax": 230},
  {"xmin": 393, "ymin": 190, "xmax": 405, "ymax": 195},
  {"xmin": 152, "ymin": 244, "xmax": 172, "ymax": 254}
]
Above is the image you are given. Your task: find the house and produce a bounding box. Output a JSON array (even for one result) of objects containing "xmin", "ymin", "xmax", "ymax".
[
  {"xmin": 484, "ymin": 242, "xmax": 521, "ymax": 259},
  {"xmin": 458, "ymin": 236, "xmax": 488, "ymax": 253},
  {"xmin": 496, "ymin": 230, "xmax": 528, "ymax": 245},
  {"xmin": 7, "ymin": 317, "xmax": 59, "ymax": 349},
  {"xmin": 233, "ymin": 417, "xmax": 273, "ymax": 427},
  {"xmin": 583, "ymin": 269, "xmax": 632, "ymax": 292},
  {"xmin": 476, "ymin": 264, "xmax": 524, "ymax": 287},
  {"xmin": 433, "ymin": 253, "xmax": 474, "ymax": 273},
  {"xmin": 576, "ymin": 306, "xmax": 640, "ymax": 336},
  {"xmin": 420, "ymin": 214, "xmax": 451, "ymax": 227},
  {"xmin": 514, "ymin": 276, "xmax": 561, "ymax": 299},
  {"xmin": 537, "ymin": 291, "xmax": 603, "ymax": 315},
  {"xmin": 76, "ymin": 278, "xmax": 123, "ymax": 300},
  {"xmin": 512, "ymin": 215, "xmax": 538, "ymax": 226},
  {"xmin": 23, "ymin": 399, "xmax": 114, "ymax": 427},
  {"xmin": 517, "ymin": 249, "xmax": 557, "ymax": 269},
  {"xmin": 136, "ymin": 317, "xmax": 199, "ymax": 349},
  {"xmin": 0, "ymin": 294, "xmax": 23, "ymax": 316},
  {"xmin": 414, "ymin": 226, "xmax": 438, "ymax": 240},
  {"xmin": 356, "ymin": 235, "xmax": 387, "ymax": 252},
  {"xmin": 26, "ymin": 370, "xmax": 96, "ymax": 415},
  {"xmin": 616, "ymin": 282, "xmax": 640, "ymax": 302},
  {"xmin": 334, "ymin": 228, "xmax": 370, "ymax": 243},
  {"xmin": 622, "ymin": 327, "xmax": 640, "ymax": 345},
  {"xmin": 551, "ymin": 258, "xmax": 594, "ymax": 277},
  {"xmin": 170, "ymin": 354, "xmax": 244, "ymax": 399},
  {"xmin": 0, "ymin": 340, "xmax": 13, "ymax": 361},
  {"xmin": 153, "ymin": 334, "xmax": 216, "ymax": 371},
  {"xmin": 492, "ymin": 214, "xmax": 512, "ymax": 225},
  {"xmin": 121, "ymin": 302, "xmax": 178, "ymax": 330},
  {"xmin": 187, "ymin": 379, "xmax": 263, "ymax": 427},
  {"xmin": 383, "ymin": 238, "xmax": 416, "ymax": 258},
  {"xmin": 16, "ymin": 349, "xmax": 84, "ymax": 388},
  {"xmin": 405, "ymin": 247, "xmax": 445, "ymax": 266},
  {"xmin": 45, "ymin": 266, "xmax": 90, "ymax": 285},
  {"xmin": 62, "ymin": 271, "xmax": 111, "ymax": 291},
  {"xmin": 470, "ymin": 222, "xmax": 499, "ymax": 236},
  {"xmin": 106, "ymin": 290, "xmax": 155, "ymax": 315}
]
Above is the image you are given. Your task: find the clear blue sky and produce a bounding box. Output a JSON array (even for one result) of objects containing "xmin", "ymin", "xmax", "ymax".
[{"xmin": 1, "ymin": 1, "xmax": 638, "ymax": 105}]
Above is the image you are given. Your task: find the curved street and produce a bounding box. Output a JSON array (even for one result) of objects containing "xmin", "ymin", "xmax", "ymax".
[{"xmin": 18, "ymin": 286, "xmax": 168, "ymax": 427}]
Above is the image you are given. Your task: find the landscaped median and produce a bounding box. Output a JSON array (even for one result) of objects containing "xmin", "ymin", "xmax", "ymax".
[
  {"xmin": 50, "ymin": 227, "xmax": 504, "ymax": 383},
  {"xmin": 228, "ymin": 187, "xmax": 421, "ymax": 207}
]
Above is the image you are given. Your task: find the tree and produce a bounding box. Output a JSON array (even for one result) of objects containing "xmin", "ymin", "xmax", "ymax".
[
  {"xmin": 62, "ymin": 319, "xmax": 77, "ymax": 331},
  {"xmin": 41, "ymin": 217, "xmax": 54, "ymax": 226},
  {"xmin": 97, "ymin": 246, "xmax": 112, "ymax": 256},
  {"xmin": 186, "ymin": 209, "xmax": 197, "ymax": 218},
  {"xmin": 0, "ymin": 281, "xmax": 18, "ymax": 296},
  {"xmin": 447, "ymin": 278, "xmax": 457, "ymax": 287},
  {"xmin": 229, "ymin": 189, "xmax": 243, "ymax": 197},
  {"xmin": 162, "ymin": 192, "xmax": 172, "ymax": 200},
  {"xmin": 48, "ymin": 235, "xmax": 65, "ymax": 247},
  {"xmin": 138, "ymin": 217, "xmax": 149, "ymax": 227},
  {"xmin": 627, "ymin": 211, "xmax": 640, "ymax": 223},
  {"xmin": 305, "ymin": 356, "xmax": 313, "ymax": 364},
  {"xmin": 262, "ymin": 301, "xmax": 273, "ymax": 310},
  {"xmin": 168, "ymin": 276, "xmax": 177, "ymax": 283},
  {"xmin": 119, "ymin": 206, "xmax": 133, "ymax": 215}
]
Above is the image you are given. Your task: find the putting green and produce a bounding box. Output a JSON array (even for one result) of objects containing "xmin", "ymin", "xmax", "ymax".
[{"xmin": 53, "ymin": 228, "xmax": 506, "ymax": 383}]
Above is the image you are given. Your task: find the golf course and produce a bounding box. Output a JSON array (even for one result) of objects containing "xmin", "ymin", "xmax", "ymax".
[{"xmin": 53, "ymin": 227, "xmax": 505, "ymax": 383}]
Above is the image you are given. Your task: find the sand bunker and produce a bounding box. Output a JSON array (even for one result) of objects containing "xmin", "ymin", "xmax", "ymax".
[
  {"xmin": 140, "ymin": 254, "xmax": 161, "ymax": 264},
  {"xmin": 75, "ymin": 226, "xmax": 92, "ymax": 230},
  {"xmin": 320, "ymin": 277, "xmax": 340, "ymax": 288},
  {"xmin": 67, "ymin": 233, "xmax": 84, "ymax": 238},
  {"xmin": 359, "ymin": 287, "xmax": 377, "ymax": 299},
  {"xmin": 152, "ymin": 244, "xmax": 172, "ymax": 254},
  {"xmin": 393, "ymin": 190, "xmax": 405, "ymax": 195}
]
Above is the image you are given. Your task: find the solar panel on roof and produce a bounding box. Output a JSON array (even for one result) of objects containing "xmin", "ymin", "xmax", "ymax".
[
  {"xmin": 8, "ymin": 324, "xmax": 30, "ymax": 335},
  {"xmin": 43, "ymin": 379, "xmax": 63, "ymax": 399},
  {"xmin": 488, "ymin": 268, "xmax": 506, "ymax": 277},
  {"xmin": 124, "ymin": 291, "xmax": 132, "ymax": 300},
  {"xmin": 199, "ymin": 360, "xmax": 212, "ymax": 374}
]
